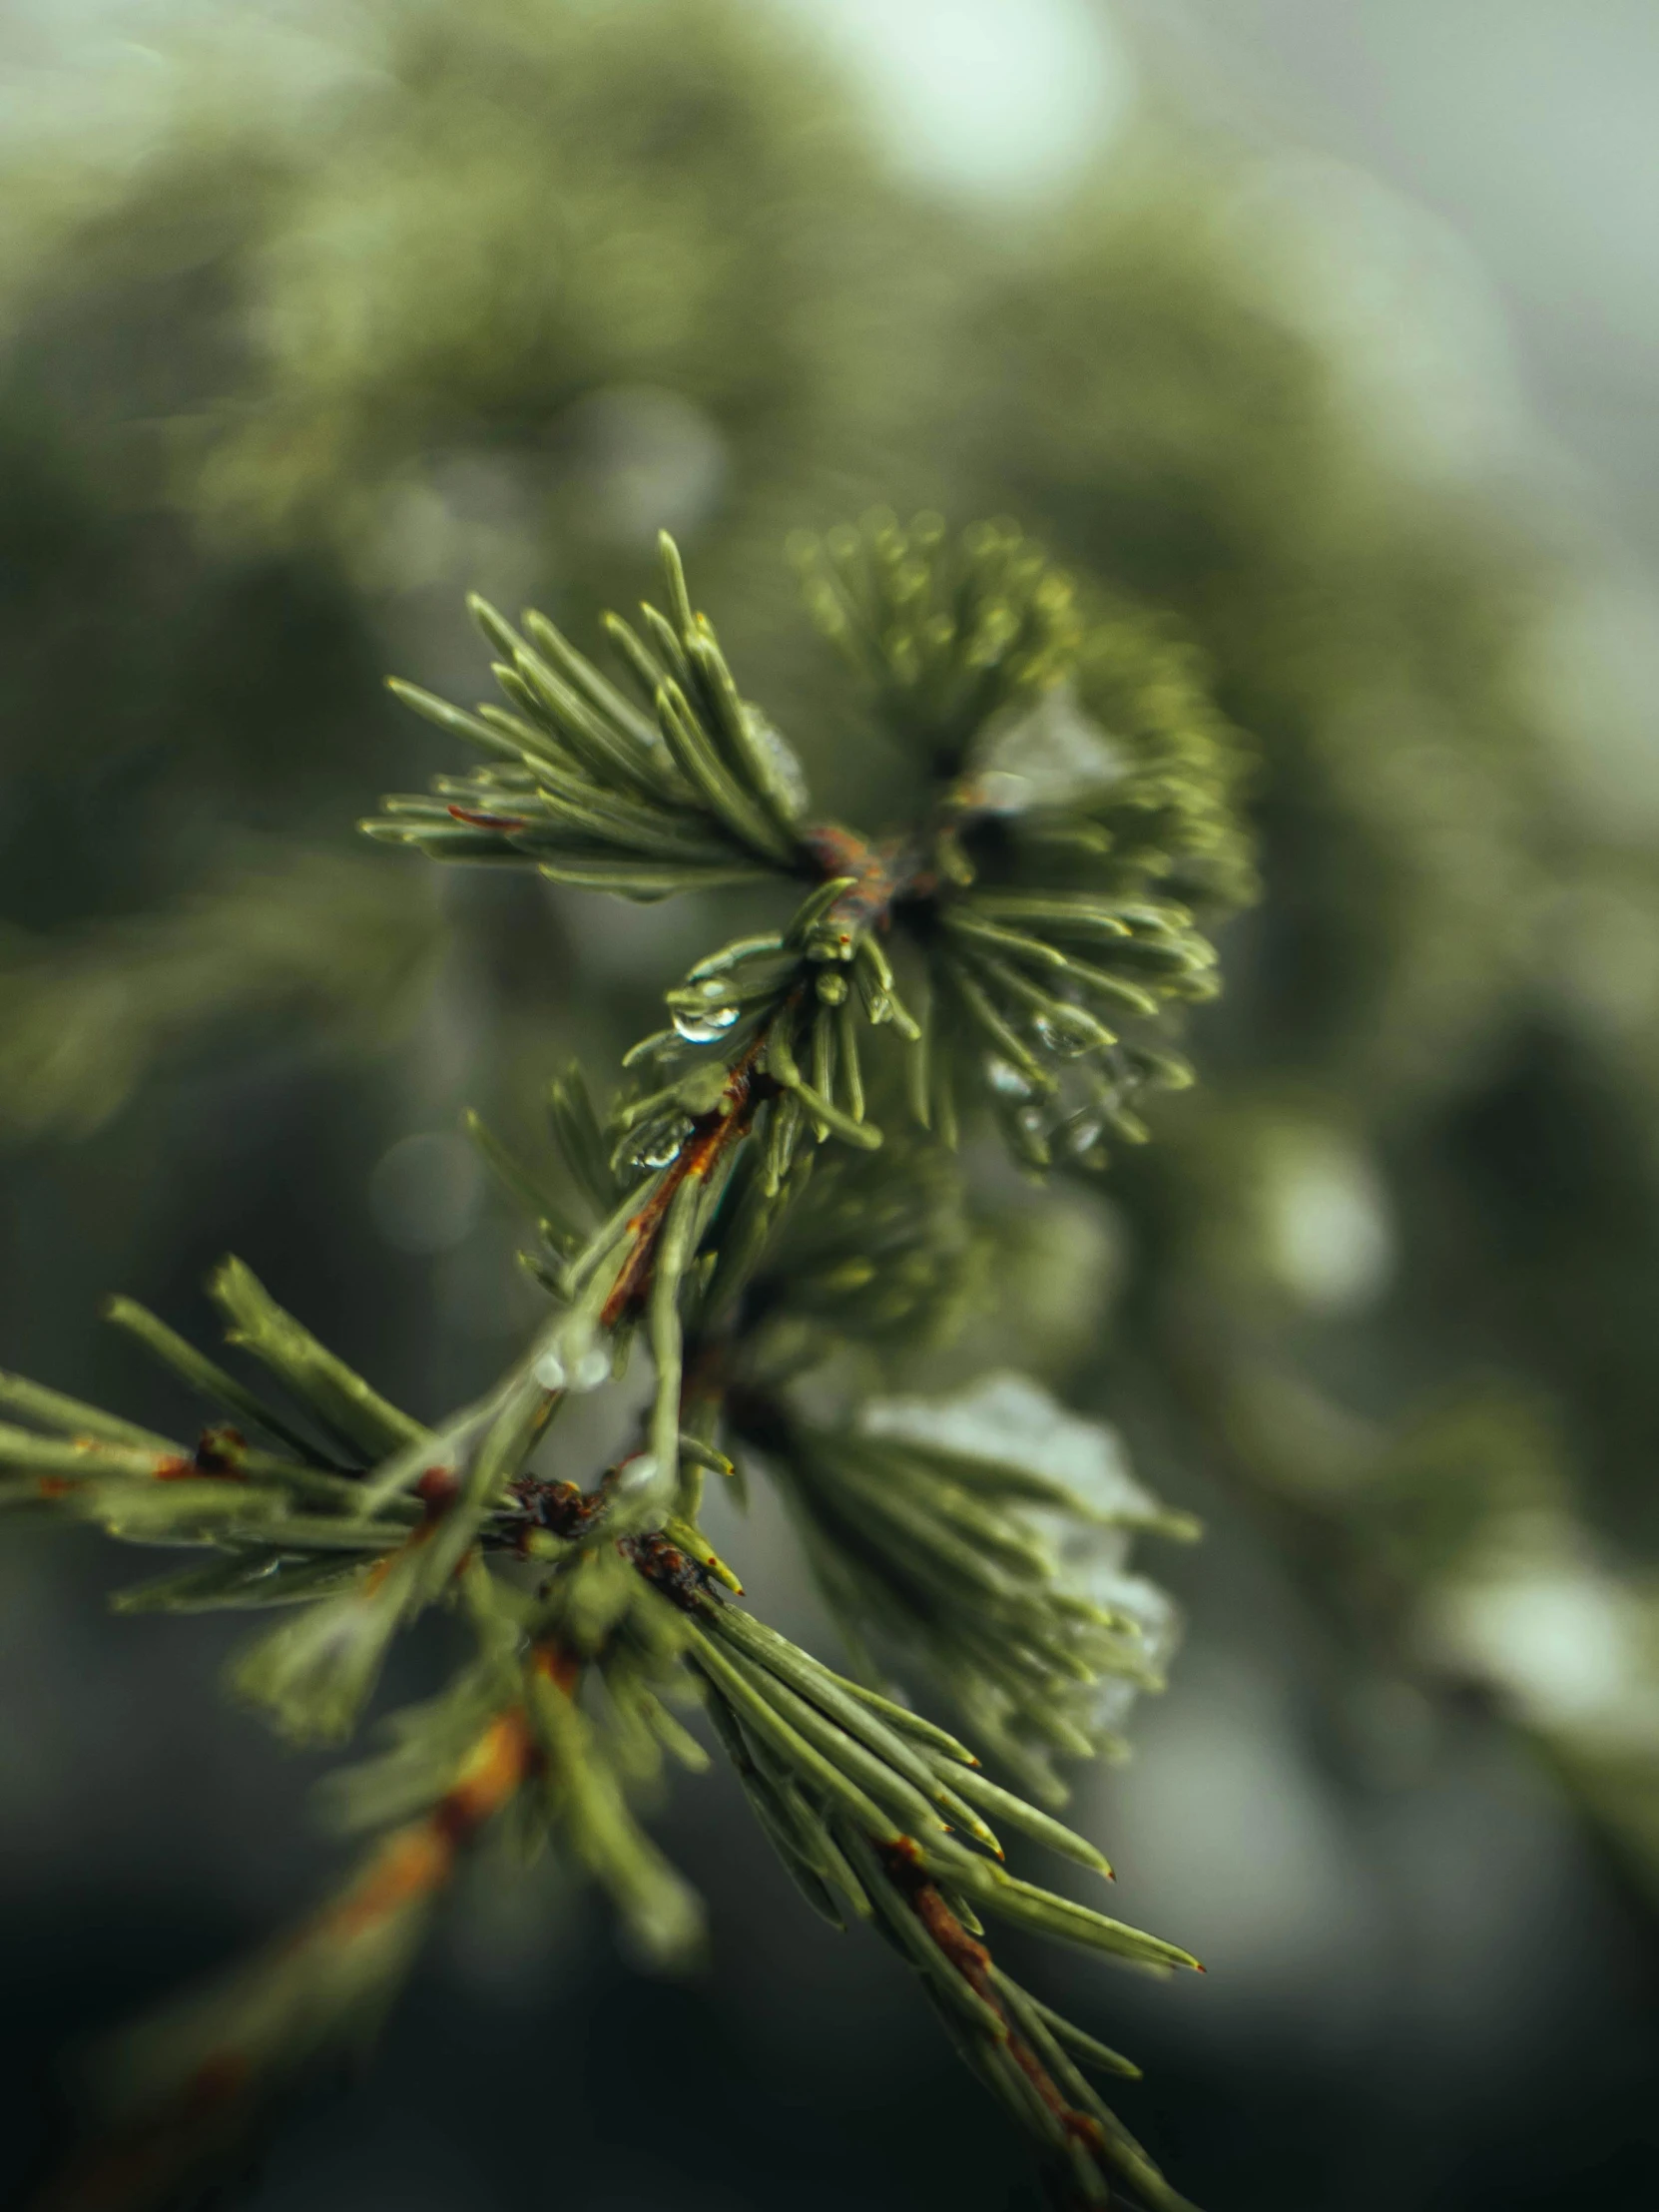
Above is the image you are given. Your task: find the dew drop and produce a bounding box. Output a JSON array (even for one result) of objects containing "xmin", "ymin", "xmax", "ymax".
[
  {"xmin": 985, "ymin": 1054, "xmax": 1034, "ymax": 1099},
  {"xmin": 572, "ymin": 1348, "xmax": 611, "ymax": 1391},
  {"xmin": 672, "ymin": 1003, "xmax": 740, "ymax": 1044},
  {"xmin": 1034, "ymin": 1013, "xmax": 1094, "ymax": 1060},
  {"xmin": 1063, "ymin": 1113, "xmax": 1107, "ymax": 1159},
  {"xmin": 634, "ymin": 1122, "xmax": 689, "ymax": 1170}
]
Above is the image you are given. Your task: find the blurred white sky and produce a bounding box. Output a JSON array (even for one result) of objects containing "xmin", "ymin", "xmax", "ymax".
[
  {"xmin": 772, "ymin": 0, "xmax": 1135, "ymax": 201},
  {"xmin": 1129, "ymin": 2, "xmax": 1659, "ymax": 561}
]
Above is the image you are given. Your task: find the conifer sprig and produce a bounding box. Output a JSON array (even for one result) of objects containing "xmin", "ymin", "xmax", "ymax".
[
  {"xmin": 11, "ymin": 519, "xmax": 1252, "ymax": 2212},
  {"xmin": 367, "ymin": 532, "xmax": 813, "ymax": 895}
]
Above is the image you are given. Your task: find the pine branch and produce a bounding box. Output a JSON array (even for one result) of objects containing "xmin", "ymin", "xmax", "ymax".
[{"xmin": 9, "ymin": 519, "xmax": 1254, "ymax": 2212}]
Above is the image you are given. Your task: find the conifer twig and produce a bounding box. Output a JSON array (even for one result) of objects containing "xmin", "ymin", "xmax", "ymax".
[{"xmin": 11, "ymin": 519, "xmax": 1253, "ymax": 2212}]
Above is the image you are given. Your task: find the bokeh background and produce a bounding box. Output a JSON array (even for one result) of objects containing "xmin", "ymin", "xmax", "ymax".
[{"xmin": 3, "ymin": 2, "xmax": 1659, "ymax": 2206}]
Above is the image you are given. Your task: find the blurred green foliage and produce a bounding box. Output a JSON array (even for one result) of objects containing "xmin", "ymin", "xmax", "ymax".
[{"xmin": 4, "ymin": 0, "xmax": 1659, "ymax": 1918}]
